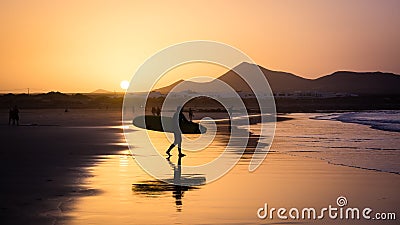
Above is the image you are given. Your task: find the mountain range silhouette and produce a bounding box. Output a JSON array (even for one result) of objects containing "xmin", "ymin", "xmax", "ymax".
[{"xmin": 155, "ymin": 62, "xmax": 400, "ymax": 95}]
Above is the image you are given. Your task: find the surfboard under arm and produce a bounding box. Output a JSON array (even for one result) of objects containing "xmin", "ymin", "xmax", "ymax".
[{"xmin": 132, "ymin": 115, "xmax": 206, "ymax": 134}]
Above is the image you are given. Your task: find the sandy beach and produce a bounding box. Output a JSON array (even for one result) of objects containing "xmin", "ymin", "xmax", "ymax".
[
  {"xmin": 0, "ymin": 109, "xmax": 399, "ymax": 224},
  {"xmin": 0, "ymin": 109, "xmax": 125, "ymax": 224}
]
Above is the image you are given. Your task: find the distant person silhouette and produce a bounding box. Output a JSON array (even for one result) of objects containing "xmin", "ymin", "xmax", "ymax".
[
  {"xmin": 156, "ymin": 106, "xmax": 161, "ymax": 116},
  {"xmin": 166, "ymin": 106, "xmax": 187, "ymax": 157},
  {"xmin": 227, "ymin": 106, "xmax": 233, "ymax": 117},
  {"xmin": 11, "ymin": 105, "xmax": 19, "ymax": 126},
  {"xmin": 188, "ymin": 108, "xmax": 194, "ymax": 122},
  {"xmin": 151, "ymin": 106, "xmax": 156, "ymax": 116},
  {"xmin": 8, "ymin": 106, "xmax": 13, "ymax": 125}
]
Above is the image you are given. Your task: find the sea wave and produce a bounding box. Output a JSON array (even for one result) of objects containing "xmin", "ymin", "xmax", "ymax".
[{"xmin": 314, "ymin": 110, "xmax": 400, "ymax": 132}]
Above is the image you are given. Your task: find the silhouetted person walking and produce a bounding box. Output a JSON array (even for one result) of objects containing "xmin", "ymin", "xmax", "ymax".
[
  {"xmin": 156, "ymin": 107, "xmax": 161, "ymax": 116},
  {"xmin": 11, "ymin": 105, "xmax": 19, "ymax": 126},
  {"xmin": 8, "ymin": 107, "xmax": 13, "ymax": 125},
  {"xmin": 188, "ymin": 108, "xmax": 194, "ymax": 122},
  {"xmin": 151, "ymin": 106, "xmax": 156, "ymax": 116},
  {"xmin": 166, "ymin": 106, "xmax": 187, "ymax": 157}
]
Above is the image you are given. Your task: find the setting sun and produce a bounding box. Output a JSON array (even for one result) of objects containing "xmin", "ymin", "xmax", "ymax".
[{"xmin": 120, "ymin": 80, "xmax": 129, "ymax": 90}]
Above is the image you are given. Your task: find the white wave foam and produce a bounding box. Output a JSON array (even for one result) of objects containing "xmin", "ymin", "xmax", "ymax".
[{"xmin": 315, "ymin": 110, "xmax": 400, "ymax": 132}]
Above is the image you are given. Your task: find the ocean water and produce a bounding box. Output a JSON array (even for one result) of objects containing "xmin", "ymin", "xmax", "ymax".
[
  {"xmin": 269, "ymin": 111, "xmax": 400, "ymax": 174},
  {"xmin": 314, "ymin": 110, "xmax": 400, "ymax": 132}
]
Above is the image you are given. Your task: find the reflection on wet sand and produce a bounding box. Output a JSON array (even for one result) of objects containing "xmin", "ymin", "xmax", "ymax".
[
  {"xmin": 131, "ymin": 114, "xmax": 280, "ymax": 212},
  {"xmin": 214, "ymin": 114, "xmax": 289, "ymax": 158},
  {"xmin": 67, "ymin": 112, "xmax": 400, "ymax": 225},
  {"xmin": 132, "ymin": 156, "xmax": 206, "ymax": 211}
]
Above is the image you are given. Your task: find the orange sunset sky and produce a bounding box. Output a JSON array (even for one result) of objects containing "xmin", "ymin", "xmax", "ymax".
[{"xmin": 1, "ymin": 0, "xmax": 399, "ymax": 93}]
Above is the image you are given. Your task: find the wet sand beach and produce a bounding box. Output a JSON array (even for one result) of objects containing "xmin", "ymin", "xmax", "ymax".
[
  {"xmin": 0, "ymin": 110, "xmax": 399, "ymax": 224},
  {"xmin": 0, "ymin": 109, "xmax": 125, "ymax": 224}
]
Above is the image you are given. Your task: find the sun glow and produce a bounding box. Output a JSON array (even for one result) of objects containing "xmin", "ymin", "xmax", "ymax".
[{"xmin": 120, "ymin": 80, "xmax": 129, "ymax": 90}]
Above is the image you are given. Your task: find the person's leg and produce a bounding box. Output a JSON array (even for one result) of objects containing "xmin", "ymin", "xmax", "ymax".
[
  {"xmin": 178, "ymin": 145, "xmax": 185, "ymax": 157},
  {"xmin": 166, "ymin": 144, "xmax": 175, "ymax": 155},
  {"xmin": 177, "ymin": 134, "xmax": 185, "ymax": 157},
  {"xmin": 178, "ymin": 148, "xmax": 185, "ymax": 157},
  {"xmin": 169, "ymin": 131, "xmax": 185, "ymax": 157},
  {"xmin": 168, "ymin": 131, "xmax": 180, "ymax": 155}
]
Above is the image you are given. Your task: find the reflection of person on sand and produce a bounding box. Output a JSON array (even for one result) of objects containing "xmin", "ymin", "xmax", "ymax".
[
  {"xmin": 166, "ymin": 106, "xmax": 187, "ymax": 157},
  {"xmin": 167, "ymin": 156, "xmax": 184, "ymax": 209}
]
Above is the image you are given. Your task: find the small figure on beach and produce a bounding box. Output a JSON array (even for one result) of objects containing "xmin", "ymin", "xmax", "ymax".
[
  {"xmin": 156, "ymin": 106, "xmax": 161, "ymax": 116},
  {"xmin": 227, "ymin": 106, "xmax": 233, "ymax": 117},
  {"xmin": 8, "ymin": 106, "xmax": 13, "ymax": 125},
  {"xmin": 166, "ymin": 106, "xmax": 187, "ymax": 157},
  {"xmin": 151, "ymin": 106, "xmax": 156, "ymax": 116},
  {"xmin": 9, "ymin": 105, "xmax": 20, "ymax": 126},
  {"xmin": 188, "ymin": 108, "xmax": 194, "ymax": 122}
]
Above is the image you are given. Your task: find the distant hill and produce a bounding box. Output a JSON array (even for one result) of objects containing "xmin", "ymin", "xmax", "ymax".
[
  {"xmin": 91, "ymin": 89, "xmax": 112, "ymax": 94},
  {"xmin": 155, "ymin": 80, "xmax": 184, "ymax": 94},
  {"xmin": 312, "ymin": 71, "xmax": 400, "ymax": 95},
  {"xmin": 218, "ymin": 62, "xmax": 312, "ymax": 93},
  {"xmin": 154, "ymin": 62, "xmax": 400, "ymax": 95}
]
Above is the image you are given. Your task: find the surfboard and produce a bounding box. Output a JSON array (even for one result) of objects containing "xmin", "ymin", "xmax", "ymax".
[{"xmin": 132, "ymin": 115, "xmax": 207, "ymax": 134}]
